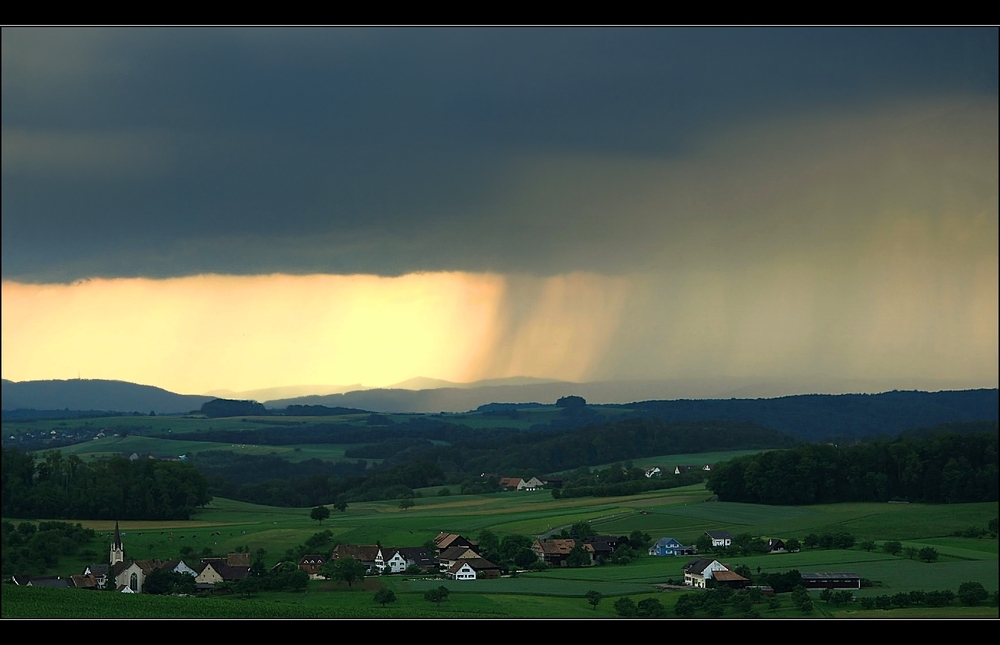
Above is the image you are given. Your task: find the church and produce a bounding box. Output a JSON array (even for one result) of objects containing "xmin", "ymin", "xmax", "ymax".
[{"xmin": 83, "ymin": 521, "xmax": 196, "ymax": 593}]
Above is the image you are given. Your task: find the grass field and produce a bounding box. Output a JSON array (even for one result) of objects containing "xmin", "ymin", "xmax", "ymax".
[
  {"xmin": 5, "ymin": 484, "xmax": 997, "ymax": 618},
  {"xmin": 48, "ymin": 435, "xmax": 373, "ymax": 464}
]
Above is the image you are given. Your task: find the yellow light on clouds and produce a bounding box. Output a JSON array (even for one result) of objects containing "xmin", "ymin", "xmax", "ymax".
[{"xmin": 1, "ymin": 272, "xmax": 629, "ymax": 394}]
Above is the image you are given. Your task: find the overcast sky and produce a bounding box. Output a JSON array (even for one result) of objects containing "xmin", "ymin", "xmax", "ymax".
[{"xmin": 3, "ymin": 28, "xmax": 997, "ymax": 394}]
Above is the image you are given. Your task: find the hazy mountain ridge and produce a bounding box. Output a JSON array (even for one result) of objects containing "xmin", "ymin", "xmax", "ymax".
[{"xmin": 1, "ymin": 379, "xmax": 213, "ymax": 414}]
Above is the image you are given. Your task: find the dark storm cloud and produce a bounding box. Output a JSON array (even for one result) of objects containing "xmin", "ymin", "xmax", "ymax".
[{"xmin": 2, "ymin": 27, "xmax": 997, "ymax": 280}]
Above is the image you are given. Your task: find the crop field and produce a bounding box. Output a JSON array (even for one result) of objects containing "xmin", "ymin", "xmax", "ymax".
[{"xmin": 5, "ymin": 484, "xmax": 997, "ymax": 618}]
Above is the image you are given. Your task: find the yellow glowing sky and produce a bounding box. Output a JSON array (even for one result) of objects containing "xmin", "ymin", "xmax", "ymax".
[
  {"xmin": 3, "ymin": 258, "xmax": 997, "ymax": 395},
  {"xmin": 1, "ymin": 272, "xmax": 631, "ymax": 394}
]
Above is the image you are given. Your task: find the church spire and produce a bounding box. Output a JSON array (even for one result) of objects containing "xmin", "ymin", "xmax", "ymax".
[{"xmin": 110, "ymin": 520, "xmax": 124, "ymax": 565}]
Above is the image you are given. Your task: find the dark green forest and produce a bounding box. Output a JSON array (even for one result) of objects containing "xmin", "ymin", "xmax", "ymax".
[
  {"xmin": 707, "ymin": 432, "xmax": 999, "ymax": 504},
  {"xmin": 2, "ymin": 449, "xmax": 211, "ymax": 520}
]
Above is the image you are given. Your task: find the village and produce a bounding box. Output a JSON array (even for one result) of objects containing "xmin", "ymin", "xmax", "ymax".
[{"xmin": 14, "ymin": 520, "xmax": 862, "ymax": 597}]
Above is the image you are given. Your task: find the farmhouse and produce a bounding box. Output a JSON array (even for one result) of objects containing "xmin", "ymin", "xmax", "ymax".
[
  {"xmin": 332, "ymin": 544, "xmax": 381, "ymax": 573},
  {"xmin": 298, "ymin": 554, "xmax": 326, "ymax": 576},
  {"xmin": 712, "ymin": 569, "xmax": 750, "ymax": 589},
  {"xmin": 432, "ymin": 533, "xmax": 477, "ymax": 554},
  {"xmin": 445, "ymin": 557, "xmax": 500, "ymax": 580},
  {"xmin": 518, "ymin": 477, "xmax": 545, "ymax": 491},
  {"xmin": 532, "ymin": 539, "xmax": 594, "ymax": 567},
  {"xmin": 438, "ymin": 546, "xmax": 480, "ymax": 571},
  {"xmin": 683, "ymin": 558, "xmax": 729, "ymax": 588}
]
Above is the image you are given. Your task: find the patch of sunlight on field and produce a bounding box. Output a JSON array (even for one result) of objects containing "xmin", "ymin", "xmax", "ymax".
[{"xmin": 918, "ymin": 537, "xmax": 998, "ymax": 556}]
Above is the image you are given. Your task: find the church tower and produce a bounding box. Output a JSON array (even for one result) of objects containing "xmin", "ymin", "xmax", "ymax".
[{"xmin": 110, "ymin": 520, "xmax": 124, "ymax": 565}]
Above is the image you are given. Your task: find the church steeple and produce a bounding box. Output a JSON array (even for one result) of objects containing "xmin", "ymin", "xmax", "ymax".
[{"xmin": 110, "ymin": 520, "xmax": 124, "ymax": 565}]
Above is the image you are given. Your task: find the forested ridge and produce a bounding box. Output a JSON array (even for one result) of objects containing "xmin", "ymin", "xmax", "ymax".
[{"xmin": 707, "ymin": 431, "xmax": 998, "ymax": 504}]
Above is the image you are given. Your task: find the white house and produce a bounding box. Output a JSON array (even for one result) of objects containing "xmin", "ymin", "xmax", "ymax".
[
  {"xmin": 705, "ymin": 531, "xmax": 732, "ymax": 548},
  {"xmin": 445, "ymin": 561, "xmax": 477, "ymax": 580},
  {"xmin": 683, "ymin": 558, "xmax": 729, "ymax": 588}
]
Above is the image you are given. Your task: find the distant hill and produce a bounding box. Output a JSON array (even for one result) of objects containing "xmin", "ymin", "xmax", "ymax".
[{"xmin": 1, "ymin": 379, "xmax": 213, "ymax": 415}]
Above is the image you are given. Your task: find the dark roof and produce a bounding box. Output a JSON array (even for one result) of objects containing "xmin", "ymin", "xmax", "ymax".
[
  {"xmin": 333, "ymin": 544, "xmax": 380, "ymax": 562},
  {"xmin": 705, "ymin": 531, "xmax": 732, "ymax": 539},
  {"xmin": 395, "ymin": 547, "xmax": 437, "ymax": 567},
  {"xmin": 461, "ymin": 557, "xmax": 499, "ymax": 571},
  {"xmin": 71, "ymin": 574, "xmax": 98, "ymax": 589},
  {"xmin": 85, "ymin": 563, "xmax": 109, "ymax": 576},
  {"xmin": 534, "ymin": 539, "xmax": 578, "ymax": 555},
  {"xmin": 227, "ymin": 553, "xmax": 251, "ymax": 567},
  {"xmin": 299, "ymin": 554, "xmax": 326, "ymax": 564},
  {"xmin": 684, "ymin": 558, "xmax": 721, "ymax": 574},
  {"xmin": 801, "ymin": 572, "xmax": 861, "ymax": 580},
  {"xmin": 439, "ymin": 546, "xmax": 478, "ymax": 561},
  {"xmin": 112, "ymin": 520, "xmax": 122, "ymax": 550},
  {"xmin": 28, "ymin": 576, "xmax": 72, "ymax": 588},
  {"xmin": 199, "ymin": 559, "xmax": 251, "ymax": 581}
]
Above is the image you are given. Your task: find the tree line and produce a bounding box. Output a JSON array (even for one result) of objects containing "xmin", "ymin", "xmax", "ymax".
[
  {"xmin": 707, "ymin": 432, "xmax": 998, "ymax": 504},
  {"xmin": 2, "ymin": 448, "xmax": 212, "ymax": 520}
]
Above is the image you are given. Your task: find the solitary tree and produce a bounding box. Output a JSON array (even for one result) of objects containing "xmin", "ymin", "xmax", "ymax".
[
  {"xmin": 585, "ymin": 590, "xmax": 603, "ymax": 610},
  {"xmin": 333, "ymin": 500, "xmax": 348, "ymax": 513},
  {"xmin": 919, "ymin": 547, "xmax": 939, "ymax": 563},
  {"xmin": 374, "ymin": 588, "xmax": 397, "ymax": 607},
  {"xmin": 424, "ymin": 586, "xmax": 450, "ymax": 603},
  {"xmin": 399, "ymin": 498, "xmax": 414, "ymax": 511},
  {"xmin": 883, "ymin": 540, "xmax": 902, "ymax": 556},
  {"xmin": 310, "ymin": 506, "xmax": 330, "ymax": 525}
]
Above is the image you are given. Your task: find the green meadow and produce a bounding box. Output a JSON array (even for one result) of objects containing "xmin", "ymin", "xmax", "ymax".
[
  {"xmin": 5, "ymin": 483, "xmax": 997, "ymax": 618},
  {"xmin": 50, "ymin": 435, "xmax": 367, "ymax": 464}
]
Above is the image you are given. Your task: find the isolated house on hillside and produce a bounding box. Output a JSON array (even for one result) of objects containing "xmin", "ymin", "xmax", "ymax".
[
  {"xmin": 675, "ymin": 465, "xmax": 696, "ymax": 475},
  {"xmin": 705, "ymin": 531, "xmax": 732, "ymax": 548},
  {"xmin": 498, "ymin": 477, "xmax": 523, "ymax": 490},
  {"xmin": 645, "ymin": 467, "xmax": 662, "ymax": 478},
  {"xmin": 518, "ymin": 477, "xmax": 545, "ymax": 491}
]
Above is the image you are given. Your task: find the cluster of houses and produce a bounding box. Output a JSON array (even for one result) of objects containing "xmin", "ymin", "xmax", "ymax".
[
  {"xmin": 13, "ymin": 522, "xmax": 250, "ymax": 593},
  {"xmin": 298, "ymin": 532, "xmax": 643, "ymax": 581},
  {"xmin": 13, "ymin": 524, "xmax": 860, "ymax": 594}
]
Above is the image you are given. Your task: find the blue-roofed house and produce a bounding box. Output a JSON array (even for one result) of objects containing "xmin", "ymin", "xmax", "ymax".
[{"xmin": 648, "ymin": 537, "xmax": 697, "ymax": 557}]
